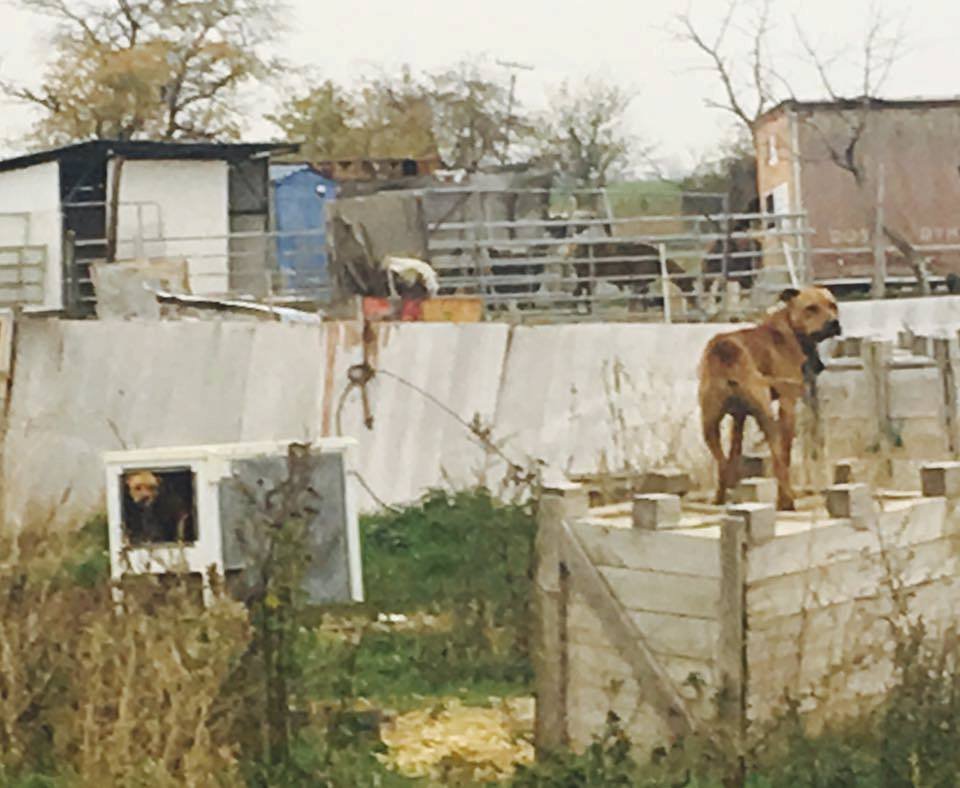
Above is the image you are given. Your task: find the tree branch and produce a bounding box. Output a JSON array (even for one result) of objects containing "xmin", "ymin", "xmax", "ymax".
[
  {"xmin": 23, "ymin": 0, "xmax": 102, "ymax": 45},
  {"xmin": 677, "ymin": 1, "xmax": 756, "ymax": 133}
]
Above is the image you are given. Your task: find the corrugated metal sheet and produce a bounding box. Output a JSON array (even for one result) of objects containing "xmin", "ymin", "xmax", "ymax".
[
  {"xmin": 320, "ymin": 321, "xmax": 511, "ymax": 510},
  {"xmin": 12, "ymin": 300, "xmax": 955, "ymax": 527},
  {"xmin": 494, "ymin": 323, "xmax": 738, "ymax": 488}
]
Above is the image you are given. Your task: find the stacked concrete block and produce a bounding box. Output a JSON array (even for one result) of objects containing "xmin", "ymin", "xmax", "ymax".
[
  {"xmin": 537, "ymin": 472, "xmax": 960, "ymax": 757},
  {"xmin": 631, "ymin": 494, "xmax": 681, "ymax": 530},
  {"xmin": 731, "ymin": 477, "xmax": 778, "ymax": 505}
]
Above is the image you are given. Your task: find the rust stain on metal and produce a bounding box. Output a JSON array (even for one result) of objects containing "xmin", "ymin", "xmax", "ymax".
[{"xmin": 320, "ymin": 323, "xmax": 340, "ymax": 437}]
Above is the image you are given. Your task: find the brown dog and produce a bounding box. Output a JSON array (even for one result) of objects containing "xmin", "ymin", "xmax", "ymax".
[
  {"xmin": 123, "ymin": 470, "xmax": 194, "ymax": 544},
  {"xmin": 698, "ymin": 286, "xmax": 841, "ymax": 510}
]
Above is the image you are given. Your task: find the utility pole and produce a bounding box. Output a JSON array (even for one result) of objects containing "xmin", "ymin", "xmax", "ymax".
[{"xmin": 496, "ymin": 59, "xmax": 534, "ymax": 162}]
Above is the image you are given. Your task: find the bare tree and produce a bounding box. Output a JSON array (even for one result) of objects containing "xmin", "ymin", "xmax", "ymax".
[
  {"xmin": 794, "ymin": 8, "xmax": 923, "ymax": 295},
  {"xmin": 534, "ymin": 78, "xmax": 642, "ymax": 188},
  {"xmin": 678, "ymin": 0, "xmax": 918, "ymax": 296},
  {"xmin": 677, "ymin": 0, "xmax": 779, "ymax": 139}
]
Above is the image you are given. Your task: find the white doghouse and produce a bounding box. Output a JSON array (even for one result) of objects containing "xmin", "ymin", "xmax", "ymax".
[{"xmin": 104, "ymin": 438, "xmax": 363, "ymax": 606}]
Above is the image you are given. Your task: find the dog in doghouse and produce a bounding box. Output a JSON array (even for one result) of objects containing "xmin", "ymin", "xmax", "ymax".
[
  {"xmin": 122, "ymin": 470, "xmax": 194, "ymax": 545},
  {"xmin": 698, "ymin": 285, "xmax": 841, "ymax": 510}
]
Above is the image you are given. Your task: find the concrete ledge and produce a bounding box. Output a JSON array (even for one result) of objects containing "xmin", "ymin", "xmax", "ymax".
[{"xmin": 639, "ymin": 468, "xmax": 692, "ymax": 496}]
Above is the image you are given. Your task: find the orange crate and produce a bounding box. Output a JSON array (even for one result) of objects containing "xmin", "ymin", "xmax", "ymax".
[{"xmin": 421, "ymin": 297, "xmax": 484, "ymax": 323}]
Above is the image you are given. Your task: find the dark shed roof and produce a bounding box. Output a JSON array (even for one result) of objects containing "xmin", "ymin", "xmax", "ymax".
[
  {"xmin": 758, "ymin": 96, "xmax": 960, "ymax": 124},
  {"xmin": 0, "ymin": 139, "xmax": 298, "ymax": 174}
]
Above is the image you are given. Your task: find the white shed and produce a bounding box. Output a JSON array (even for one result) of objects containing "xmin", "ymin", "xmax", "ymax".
[{"xmin": 0, "ymin": 140, "xmax": 293, "ymax": 314}]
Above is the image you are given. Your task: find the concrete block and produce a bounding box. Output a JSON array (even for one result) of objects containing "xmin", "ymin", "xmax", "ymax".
[
  {"xmin": 541, "ymin": 482, "xmax": 590, "ymax": 519},
  {"xmin": 833, "ymin": 459, "xmax": 857, "ymax": 485},
  {"xmin": 921, "ymin": 462, "xmax": 960, "ymax": 499},
  {"xmin": 840, "ymin": 336, "xmax": 864, "ymax": 357},
  {"xmin": 727, "ymin": 502, "xmax": 776, "ymax": 544},
  {"xmin": 731, "ymin": 477, "xmax": 777, "ymax": 505},
  {"xmin": 739, "ymin": 454, "xmax": 770, "ymax": 479},
  {"xmin": 632, "ymin": 493, "xmax": 681, "ymax": 531},
  {"xmin": 912, "ymin": 335, "xmax": 934, "ymax": 358},
  {"xmin": 826, "ymin": 483, "xmax": 875, "ymax": 529},
  {"xmin": 638, "ymin": 468, "xmax": 692, "ymax": 496}
]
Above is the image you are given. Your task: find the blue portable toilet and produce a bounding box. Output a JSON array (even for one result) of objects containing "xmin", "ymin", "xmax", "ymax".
[{"xmin": 270, "ymin": 164, "xmax": 338, "ymax": 292}]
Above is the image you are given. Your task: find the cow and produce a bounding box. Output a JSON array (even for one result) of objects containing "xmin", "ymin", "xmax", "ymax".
[{"xmin": 561, "ymin": 224, "xmax": 693, "ymax": 312}]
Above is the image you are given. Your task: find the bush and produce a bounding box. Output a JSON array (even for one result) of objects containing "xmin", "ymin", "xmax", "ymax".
[
  {"xmin": 0, "ymin": 521, "xmax": 250, "ymax": 787},
  {"xmin": 1, "ymin": 486, "xmax": 539, "ymax": 786}
]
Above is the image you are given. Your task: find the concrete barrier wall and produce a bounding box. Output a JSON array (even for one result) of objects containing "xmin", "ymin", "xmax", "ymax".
[
  {"xmin": 325, "ymin": 321, "xmax": 512, "ymax": 510},
  {"xmin": 1, "ymin": 320, "xmax": 331, "ymax": 528},
  {"xmin": 0, "ymin": 317, "xmax": 734, "ymax": 528},
  {"xmin": 839, "ymin": 296, "xmax": 960, "ymax": 340},
  {"xmin": 12, "ymin": 309, "xmax": 960, "ymax": 529},
  {"xmin": 495, "ymin": 323, "xmax": 735, "ymax": 489}
]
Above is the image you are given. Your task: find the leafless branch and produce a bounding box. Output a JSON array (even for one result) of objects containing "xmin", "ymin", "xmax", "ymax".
[
  {"xmin": 751, "ymin": 0, "xmax": 773, "ymax": 120},
  {"xmin": 677, "ymin": 1, "xmax": 756, "ymax": 132},
  {"xmin": 23, "ymin": 0, "xmax": 102, "ymax": 44},
  {"xmin": 794, "ymin": 20, "xmax": 842, "ymax": 101},
  {"xmin": 115, "ymin": 0, "xmax": 142, "ymax": 47}
]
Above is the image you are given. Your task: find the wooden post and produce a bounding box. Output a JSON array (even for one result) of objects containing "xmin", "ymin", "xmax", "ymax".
[
  {"xmin": 871, "ymin": 163, "xmax": 886, "ymax": 300},
  {"xmin": 106, "ymin": 153, "xmax": 126, "ymax": 264},
  {"xmin": 864, "ymin": 339, "xmax": 892, "ymax": 455},
  {"xmin": 933, "ymin": 337, "xmax": 959, "ymax": 456},
  {"xmin": 719, "ymin": 515, "xmax": 747, "ymax": 780},
  {"xmin": 533, "ymin": 483, "xmax": 588, "ymax": 756}
]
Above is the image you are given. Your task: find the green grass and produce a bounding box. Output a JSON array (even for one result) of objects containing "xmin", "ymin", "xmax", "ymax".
[
  {"xmin": 605, "ymin": 179, "xmax": 683, "ymax": 218},
  {"xmin": 297, "ymin": 489, "xmax": 536, "ymax": 708},
  {"xmin": 17, "ymin": 494, "xmax": 960, "ymax": 786}
]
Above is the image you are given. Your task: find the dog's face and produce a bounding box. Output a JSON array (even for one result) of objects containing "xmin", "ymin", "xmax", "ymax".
[
  {"xmin": 125, "ymin": 471, "xmax": 160, "ymax": 508},
  {"xmin": 780, "ymin": 286, "xmax": 842, "ymax": 342}
]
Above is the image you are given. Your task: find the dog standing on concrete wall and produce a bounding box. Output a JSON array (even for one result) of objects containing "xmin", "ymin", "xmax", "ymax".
[{"xmin": 698, "ymin": 286, "xmax": 842, "ymax": 510}]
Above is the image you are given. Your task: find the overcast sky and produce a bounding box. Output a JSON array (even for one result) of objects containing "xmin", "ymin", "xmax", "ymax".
[{"xmin": 0, "ymin": 0, "xmax": 958, "ymax": 175}]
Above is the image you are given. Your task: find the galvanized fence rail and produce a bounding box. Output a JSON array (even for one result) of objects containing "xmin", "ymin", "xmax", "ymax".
[
  {"xmin": 0, "ymin": 246, "xmax": 47, "ymax": 308},
  {"xmin": 62, "ymin": 226, "xmax": 333, "ymax": 315},
  {"xmin": 425, "ymin": 205, "xmax": 813, "ymax": 322}
]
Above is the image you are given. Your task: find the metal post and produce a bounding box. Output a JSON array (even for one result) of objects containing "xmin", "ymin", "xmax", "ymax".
[
  {"xmin": 782, "ymin": 241, "xmax": 799, "ymax": 288},
  {"xmin": 659, "ymin": 242, "xmax": 672, "ymax": 324}
]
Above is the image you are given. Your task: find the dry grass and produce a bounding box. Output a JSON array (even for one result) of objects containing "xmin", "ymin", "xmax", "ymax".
[{"xmin": 0, "ymin": 522, "xmax": 251, "ymax": 787}]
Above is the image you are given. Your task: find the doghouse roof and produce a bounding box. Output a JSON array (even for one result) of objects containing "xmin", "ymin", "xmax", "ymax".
[{"xmin": 0, "ymin": 139, "xmax": 298, "ymax": 174}]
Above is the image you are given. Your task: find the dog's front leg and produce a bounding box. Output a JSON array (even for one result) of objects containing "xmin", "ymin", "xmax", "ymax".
[{"xmin": 778, "ymin": 398, "xmax": 798, "ymax": 509}]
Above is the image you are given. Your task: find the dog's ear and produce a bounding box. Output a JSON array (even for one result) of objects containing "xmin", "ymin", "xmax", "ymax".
[{"xmin": 779, "ymin": 287, "xmax": 800, "ymax": 303}]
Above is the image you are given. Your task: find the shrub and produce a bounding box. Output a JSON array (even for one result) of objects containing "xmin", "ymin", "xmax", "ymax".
[{"xmin": 0, "ymin": 521, "xmax": 250, "ymax": 786}]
